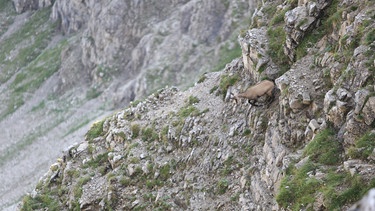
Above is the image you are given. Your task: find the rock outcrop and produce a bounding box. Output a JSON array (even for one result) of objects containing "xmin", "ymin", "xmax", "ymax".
[{"xmin": 284, "ymin": 0, "xmax": 331, "ymax": 61}]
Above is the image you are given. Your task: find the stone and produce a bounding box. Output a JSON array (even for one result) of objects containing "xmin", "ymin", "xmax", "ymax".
[
  {"xmin": 302, "ymin": 91, "xmax": 311, "ymax": 104},
  {"xmin": 285, "ymin": 7, "xmax": 307, "ymax": 26},
  {"xmin": 79, "ymin": 177, "xmax": 106, "ymax": 209},
  {"xmin": 108, "ymin": 153, "xmax": 122, "ymax": 169},
  {"xmin": 337, "ymin": 88, "xmax": 351, "ymax": 101},
  {"xmin": 362, "ymin": 97, "xmax": 375, "ymax": 125},
  {"xmin": 305, "ymin": 126, "xmax": 313, "ymax": 140},
  {"xmin": 239, "ymin": 27, "xmax": 273, "ymax": 79},
  {"xmin": 140, "ymin": 153, "xmax": 148, "ymax": 160},
  {"xmin": 344, "ymin": 160, "xmax": 361, "ymax": 172},
  {"xmin": 336, "ymin": 100, "xmax": 349, "ymax": 113},
  {"xmin": 127, "ymin": 164, "xmax": 136, "ymax": 176},
  {"xmin": 166, "ymin": 145, "xmax": 174, "ymax": 153},
  {"xmin": 76, "ymin": 142, "xmax": 88, "ymax": 154},
  {"xmin": 284, "ymin": 0, "xmax": 331, "ymax": 60},
  {"xmin": 348, "ymin": 188, "xmax": 375, "ymax": 211},
  {"xmin": 240, "ymin": 176, "xmax": 247, "ymax": 189},
  {"xmin": 295, "ymin": 156, "xmax": 310, "ymax": 169},
  {"xmin": 324, "ymin": 89, "xmax": 336, "ymax": 113},
  {"xmin": 354, "ymin": 89, "xmax": 370, "ymax": 115},
  {"xmin": 308, "ymin": 119, "xmax": 320, "ymax": 132},
  {"xmin": 313, "ymin": 192, "xmax": 325, "ymax": 211},
  {"xmin": 275, "ymin": 75, "xmax": 290, "ymax": 91},
  {"xmin": 369, "ymin": 148, "xmax": 375, "ymax": 162}
]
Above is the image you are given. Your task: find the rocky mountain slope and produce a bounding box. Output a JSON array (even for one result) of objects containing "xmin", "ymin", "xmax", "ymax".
[
  {"xmin": 8, "ymin": 0, "xmax": 375, "ymax": 210},
  {"xmin": 0, "ymin": 0, "xmax": 255, "ymax": 210}
]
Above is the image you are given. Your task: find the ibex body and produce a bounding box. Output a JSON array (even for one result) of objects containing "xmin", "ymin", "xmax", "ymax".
[{"xmin": 234, "ymin": 80, "xmax": 275, "ymax": 106}]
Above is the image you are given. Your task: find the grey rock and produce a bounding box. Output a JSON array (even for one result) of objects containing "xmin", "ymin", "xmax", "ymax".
[
  {"xmin": 309, "ymin": 119, "xmax": 320, "ymax": 132},
  {"xmin": 302, "ymin": 91, "xmax": 311, "ymax": 105},
  {"xmin": 337, "ymin": 88, "xmax": 352, "ymax": 101},
  {"xmin": 284, "ymin": 0, "xmax": 330, "ymax": 60},
  {"xmin": 354, "ymin": 89, "xmax": 370, "ymax": 115},
  {"xmin": 324, "ymin": 89, "xmax": 337, "ymax": 113},
  {"xmin": 348, "ymin": 188, "xmax": 375, "ymax": 211},
  {"xmin": 295, "ymin": 156, "xmax": 310, "ymax": 169},
  {"xmin": 76, "ymin": 142, "xmax": 88, "ymax": 154},
  {"xmin": 80, "ymin": 177, "xmax": 106, "ymax": 209},
  {"xmin": 275, "ymin": 75, "xmax": 290, "ymax": 91},
  {"xmin": 108, "ymin": 153, "xmax": 122, "ymax": 169},
  {"xmin": 336, "ymin": 100, "xmax": 349, "ymax": 113},
  {"xmin": 140, "ymin": 153, "xmax": 148, "ymax": 160},
  {"xmin": 239, "ymin": 27, "xmax": 276, "ymax": 79},
  {"xmin": 362, "ymin": 97, "xmax": 375, "ymax": 125}
]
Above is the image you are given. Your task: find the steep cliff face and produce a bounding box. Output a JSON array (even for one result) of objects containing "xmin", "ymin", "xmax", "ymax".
[
  {"xmin": 11, "ymin": 0, "xmax": 375, "ymax": 210},
  {"xmin": 50, "ymin": 0, "xmax": 255, "ymax": 103},
  {"xmin": 0, "ymin": 0, "xmax": 255, "ymax": 210}
]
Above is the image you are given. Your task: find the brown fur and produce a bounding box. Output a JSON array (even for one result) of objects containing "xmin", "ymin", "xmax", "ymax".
[{"xmin": 234, "ymin": 80, "xmax": 275, "ymax": 106}]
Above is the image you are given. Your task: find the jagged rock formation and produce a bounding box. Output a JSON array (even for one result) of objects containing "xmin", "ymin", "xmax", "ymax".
[{"xmin": 11, "ymin": 0, "xmax": 375, "ymax": 210}]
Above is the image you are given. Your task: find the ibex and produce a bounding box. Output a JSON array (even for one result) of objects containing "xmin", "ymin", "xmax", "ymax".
[{"xmin": 233, "ymin": 80, "xmax": 276, "ymax": 106}]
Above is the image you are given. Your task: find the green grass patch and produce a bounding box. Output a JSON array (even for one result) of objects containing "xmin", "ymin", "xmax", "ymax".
[
  {"xmin": 131, "ymin": 124, "xmax": 141, "ymax": 138},
  {"xmin": 72, "ymin": 176, "xmax": 91, "ymax": 200},
  {"xmin": 269, "ymin": 7, "xmax": 289, "ymax": 26},
  {"xmin": 141, "ymin": 127, "xmax": 158, "ymax": 142},
  {"xmin": 267, "ymin": 26, "xmax": 290, "ymax": 73},
  {"xmin": 276, "ymin": 160, "xmax": 322, "ymax": 210},
  {"xmin": 0, "ymin": 7, "xmax": 61, "ymax": 120},
  {"xmin": 276, "ymin": 127, "xmax": 375, "ymax": 210},
  {"xmin": 303, "ymin": 128, "xmax": 342, "ymax": 165},
  {"xmin": 0, "ymin": 1, "xmax": 16, "ymax": 37},
  {"xmin": 243, "ymin": 129, "xmax": 251, "ymax": 136},
  {"xmin": 21, "ymin": 190, "xmax": 59, "ymax": 211},
  {"xmin": 217, "ymin": 179, "xmax": 229, "ymax": 194},
  {"xmin": 85, "ymin": 120, "xmax": 105, "ymax": 142},
  {"xmin": 364, "ymin": 28, "xmax": 375, "ymax": 45},
  {"xmin": 0, "ymin": 96, "xmax": 24, "ymax": 120},
  {"xmin": 324, "ymin": 174, "xmax": 375, "ymax": 209},
  {"xmin": 348, "ymin": 131, "xmax": 375, "ymax": 160},
  {"xmin": 159, "ymin": 163, "xmax": 171, "ymax": 181},
  {"xmin": 295, "ymin": 28, "xmax": 327, "ymax": 60},
  {"xmin": 11, "ymin": 39, "xmax": 67, "ymax": 93},
  {"xmin": 0, "ymin": 0, "xmax": 12, "ymax": 11},
  {"xmin": 219, "ymin": 73, "xmax": 239, "ymax": 98},
  {"xmin": 285, "ymin": 0, "xmax": 343, "ymax": 61},
  {"xmin": 188, "ymin": 96, "xmax": 200, "ymax": 105},
  {"xmin": 262, "ymin": 3, "xmax": 278, "ymax": 21},
  {"xmin": 178, "ymin": 105, "xmax": 200, "ymax": 118},
  {"xmin": 83, "ymin": 153, "xmax": 109, "ymax": 169},
  {"xmin": 0, "ymin": 7, "xmax": 56, "ymax": 84},
  {"xmin": 0, "ymin": 34, "xmax": 66, "ymax": 120},
  {"xmin": 197, "ymin": 74, "xmax": 207, "ymax": 83}
]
